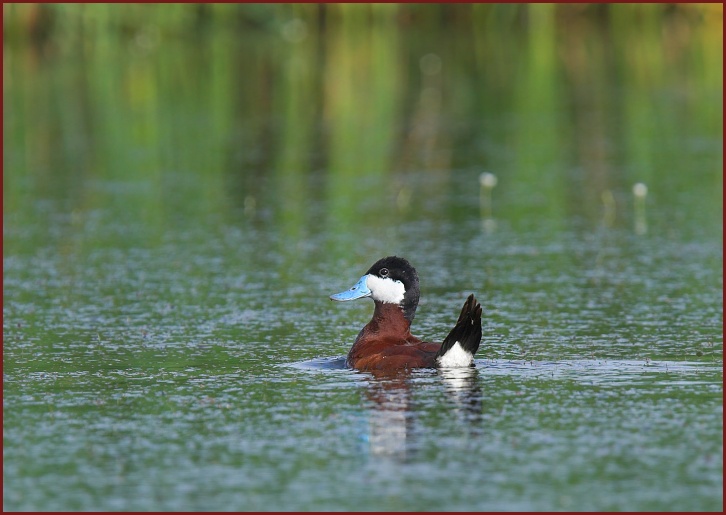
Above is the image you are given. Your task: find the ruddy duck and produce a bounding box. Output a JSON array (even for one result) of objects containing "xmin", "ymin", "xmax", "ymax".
[{"xmin": 330, "ymin": 256, "xmax": 482, "ymax": 371}]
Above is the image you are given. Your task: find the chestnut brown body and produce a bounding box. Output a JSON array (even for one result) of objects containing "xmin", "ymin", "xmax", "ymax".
[{"xmin": 347, "ymin": 302, "xmax": 441, "ymax": 371}]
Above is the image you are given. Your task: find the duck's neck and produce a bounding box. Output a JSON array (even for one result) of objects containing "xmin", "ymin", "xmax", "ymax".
[
  {"xmin": 366, "ymin": 301, "xmax": 413, "ymax": 335},
  {"xmin": 348, "ymin": 302, "xmax": 419, "ymax": 364},
  {"xmin": 399, "ymin": 289, "xmax": 419, "ymax": 323}
]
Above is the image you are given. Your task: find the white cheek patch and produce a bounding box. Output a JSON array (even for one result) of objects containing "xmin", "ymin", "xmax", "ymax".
[
  {"xmin": 366, "ymin": 275, "xmax": 406, "ymax": 304},
  {"xmin": 437, "ymin": 342, "xmax": 473, "ymax": 368}
]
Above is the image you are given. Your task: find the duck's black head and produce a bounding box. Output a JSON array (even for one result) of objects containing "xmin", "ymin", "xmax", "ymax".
[{"xmin": 330, "ymin": 255, "xmax": 421, "ymax": 322}]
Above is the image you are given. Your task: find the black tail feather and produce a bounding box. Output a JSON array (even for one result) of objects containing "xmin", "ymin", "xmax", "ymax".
[{"xmin": 435, "ymin": 294, "xmax": 483, "ymax": 360}]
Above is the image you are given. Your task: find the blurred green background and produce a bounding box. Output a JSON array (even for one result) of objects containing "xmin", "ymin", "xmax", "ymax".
[{"xmin": 4, "ymin": 3, "xmax": 723, "ymax": 239}]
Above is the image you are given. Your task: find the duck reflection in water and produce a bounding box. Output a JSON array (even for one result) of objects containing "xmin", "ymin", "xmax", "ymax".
[
  {"xmin": 364, "ymin": 371, "xmax": 415, "ymax": 462},
  {"xmin": 437, "ymin": 366, "xmax": 484, "ymax": 428},
  {"xmin": 363, "ymin": 367, "xmax": 484, "ymax": 462}
]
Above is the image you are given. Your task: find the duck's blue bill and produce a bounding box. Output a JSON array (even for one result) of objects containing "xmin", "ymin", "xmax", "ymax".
[{"xmin": 330, "ymin": 275, "xmax": 371, "ymax": 301}]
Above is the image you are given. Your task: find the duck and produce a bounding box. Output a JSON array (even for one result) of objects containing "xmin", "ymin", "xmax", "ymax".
[{"xmin": 330, "ymin": 256, "xmax": 482, "ymax": 371}]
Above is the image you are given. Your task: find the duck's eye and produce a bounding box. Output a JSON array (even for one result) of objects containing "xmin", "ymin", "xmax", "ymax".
[{"xmin": 379, "ymin": 268, "xmax": 389, "ymax": 278}]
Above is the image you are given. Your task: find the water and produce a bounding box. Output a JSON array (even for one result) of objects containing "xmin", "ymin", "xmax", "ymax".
[{"xmin": 3, "ymin": 5, "xmax": 723, "ymax": 511}]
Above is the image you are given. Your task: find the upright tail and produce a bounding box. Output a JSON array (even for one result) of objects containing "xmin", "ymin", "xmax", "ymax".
[{"xmin": 435, "ymin": 294, "xmax": 482, "ymax": 367}]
